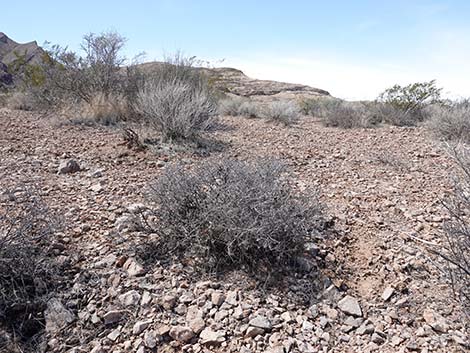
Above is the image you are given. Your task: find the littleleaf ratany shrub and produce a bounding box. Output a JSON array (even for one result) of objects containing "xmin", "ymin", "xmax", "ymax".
[{"xmin": 144, "ymin": 158, "xmax": 326, "ymax": 274}]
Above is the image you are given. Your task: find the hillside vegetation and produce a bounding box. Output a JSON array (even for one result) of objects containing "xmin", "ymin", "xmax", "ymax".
[{"xmin": 0, "ymin": 31, "xmax": 468, "ymax": 353}]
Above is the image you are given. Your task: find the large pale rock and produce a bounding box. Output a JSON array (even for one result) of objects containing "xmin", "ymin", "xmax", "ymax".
[
  {"xmin": 119, "ymin": 290, "xmax": 141, "ymax": 306},
  {"xmin": 144, "ymin": 330, "xmax": 158, "ymax": 348},
  {"xmin": 423, "ymin": 308, "xmax": 449, "ymax": 333},
  {"xmin": 249, "ymin": 316, "xmax": 272, "ymax": 330},
  {"xmin": 133, "ymin": 320, "xmax": 152, "ymax": 335},
  {"xmin": 189, "ymin": 317, "xmax": 205, "ymax": 334},
  {"xmin": 338, "ymin": 295, "xmax": 362, "ymax": 317},
  {"xmin": 169, "ymin": 326, "xmax": 194, "ymax": 343},
  {"xmin": 161, "ymin": 295, "xmax": 177, "ymax": 310},
  {"xmin": 123, "ymin": 258, "xmax": 146, "ymax": 277},
  {"xmin": 245, "ymin": 326, "xmax": 265, "ymax": 338},
  {"xmin": 199, "ymin": 328, "xmax": 226, "ymax": 346},
  {"xmin": 382, "ymin": 287, "xmax": 394, "ymax": 301}
]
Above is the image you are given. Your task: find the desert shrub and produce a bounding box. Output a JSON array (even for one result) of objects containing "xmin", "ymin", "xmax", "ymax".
[
  {"xmin": 376, "ymin": 80, "xmax": 443, "ymax": 126},
  {"xmin": 428, "ymin": 100, "xmax": 470, "ymax": 144},
  {"xmin": 439, "ymin": 147, "xmax": 470, "ymax": 313},
  {"xmin": 218, "ymin": 96, "xmax": 246, "ymax": 116},
  {"xmin": 263, "ymin": 100, "xmax": 301, "ymax": 126},
  {"xmin": 0, "ymin": 187, "xmax": 62, "ymax": 345},
  {"xmin": 5, "ymin": 91, "xmax": 37, "ymax": 111},
  {"xmin": 321, "ymin": 101, "xmax": 377, "ymax": 128},
  {"xmin": 21, "ymin": 31, "xmax": 137, "ymax": 114},
  {"xmin": 237, "ymin": 101, "xmax": 261, "ymax": 118},
  {"xmin": 145, "ymin": 159, "xmax": 324, "ymax": 273},
  {"xmin": 299, "ymin": 97, "xmax": 323, "ymax": 116},
  {"xmin": 134, "ymin": 55, "xmax": 218, "ymax": 142},
  {"xmin": 219, "ymin": 97, "xmax": 260, "ymax": 118},
  {"xmin": 369, "ymin": 101, "xmax": 417, "ymax": 126},
  {"xmin": 300, "ymin": 98, "xmax": 345, "ymax": 118}
]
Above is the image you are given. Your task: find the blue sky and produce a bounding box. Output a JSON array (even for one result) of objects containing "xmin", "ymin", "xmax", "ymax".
[{"xmin": 3, "ymin": 0, "xmax": 470, "ymax": 99}]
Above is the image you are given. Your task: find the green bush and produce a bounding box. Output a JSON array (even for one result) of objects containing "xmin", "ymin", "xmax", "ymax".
[{"xmin": 376, "ymin": 80, "xmax": 443, "ymax": 126}]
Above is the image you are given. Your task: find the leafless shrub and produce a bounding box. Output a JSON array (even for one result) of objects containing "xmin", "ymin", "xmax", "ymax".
[
  {"xmin": 0, "ymin": 187, "xmax": 62, "ymax": 345},
  {"xmin": 21, "ymin": 31, "xmax": 138, "ymax": 116},
  {"xmin": 218, "ymin": 96, "xmax": 245, "ymax": 116},
  {"xmin": 237, "ymin": 101, "xmax": 261, "ymax": 118},
  {"xmin": 438, "ymin": 146, "xmax": 470, "ymax": 314},
  {"xmin": 263, "ymin": 101, "xmax": 301, "ymax": 126},
  {"xmin": 218, "ymin": 97, "xmax": 260, "ymax": 118},
  {"xmin": 134, "ymin": 55, "xmax": 218, "ymax": 142},
  {"xmin": 371, "ymin": 102, "xmax": 423, "ymax": 127},
  {"xmin": 145, "ymin": 159, "xmax": 324, "ymax": 273},
  {"xmin": 428, "ymin": 100, "xmax": 470, "ymax": 144},
  {"xmin": 321, "ymin": 101, "xmax": 377, "ymax": 128},
  {"xmin": 299, "ymin": 97, "xmax": 325, "ymax": 116}
]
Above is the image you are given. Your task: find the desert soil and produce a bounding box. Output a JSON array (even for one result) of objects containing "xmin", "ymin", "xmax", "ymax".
[{"xmin": 0, "ymin": 108, "xmax": 468, "ymax": 353}]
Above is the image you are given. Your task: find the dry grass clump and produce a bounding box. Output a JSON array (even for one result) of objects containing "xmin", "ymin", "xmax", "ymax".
[
  {"xmin": 263, "ymin": 100, "xmax": 301, "ymax": 126},
  {"xmin": 62, "ymin": 93, "xmax": 130, "ymax": 126},
  {"xmin": 428, "ymin": 100, "xmax": 470, "ymax": 144},
  {"xmin": 145, "ymin": 159, "xmax": 324, "ymax": 274}
]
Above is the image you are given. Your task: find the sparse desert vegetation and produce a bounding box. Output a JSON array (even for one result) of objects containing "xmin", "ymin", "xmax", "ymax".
[
  {"xmin": 428, "ymin": 100, "xmax": 470, "ymax": 144},
  {"xmin": 262, "ymin": 101, "xmax": 301, "ymax": 126},
  {"xmin": 1, "ymin": 30, "xmax": 469, "ymax": 353},
  {"xmin": 144, "ymin": 159, "xmax": 324, "ymax": 272},
  {"xmin": 439, "ymin": 146, "xmax": 470, "ymax": 312}
]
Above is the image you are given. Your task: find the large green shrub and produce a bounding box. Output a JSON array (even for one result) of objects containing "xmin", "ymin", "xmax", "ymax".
[{"xmin": 376, "ymin": 80, "xmax": 443, "ymax": 126}]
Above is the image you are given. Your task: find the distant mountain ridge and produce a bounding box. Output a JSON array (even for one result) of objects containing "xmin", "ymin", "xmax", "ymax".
[
  {"xmin": 0, "ymin": 32, "xmax": 44, "ymax": 86},
  {"xmin": 0, "ymin": 33, "xmax": 330, "ymax": 99}
]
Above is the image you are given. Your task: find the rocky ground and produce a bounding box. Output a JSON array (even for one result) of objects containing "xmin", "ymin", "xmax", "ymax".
[{"xmin": 0, "ymin": 108, "xmax": 468, "ymax": 353}]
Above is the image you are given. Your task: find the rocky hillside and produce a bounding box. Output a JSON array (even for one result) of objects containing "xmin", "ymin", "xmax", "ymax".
[
  {"xmin": 0, "ymin": 33, "xmax": 330, "ymax": 99},
  {"xmin": 139, "ymin": 62, "xmax": 330, "ymax": 100},
  {"xmin": 0, "ymin": 32, "xmax": 44, "ymax": 86}
]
